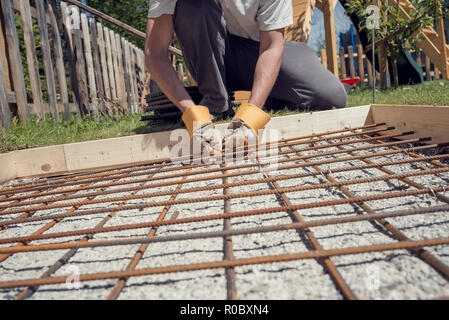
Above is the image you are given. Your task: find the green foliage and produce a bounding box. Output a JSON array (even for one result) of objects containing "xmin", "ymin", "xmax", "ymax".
[
  {"xmin": 86, "ymin": 0, "xmax": 149, "ymax": 48},
  {"xmin": 345, "ymin": 0, "xmax": 448, "ymax": 56}
]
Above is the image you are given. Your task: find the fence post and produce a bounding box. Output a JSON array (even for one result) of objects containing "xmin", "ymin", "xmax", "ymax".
[
  {"xmin": 0, "ymin": 0, "xmax": 29, "ymax": 121},
  {"xmin": 347, "ymin": 45, "xmax": 356, "ymax": 79},
  {"xmin": 81, "ymin": 13, "xmax": 98, "ymax": 114},
  {"xmin": 425, "ymin": 54, "xmax": 432, "ymax": 81},
  {"xmin": 339, "ymin": 46, "xmax": 347, "ymax": 79},
  {"xmin": 0, "ymin": 52, "xmax": 11, "ymax": 129},
  {"xmin": 320, "ymin": 48, "xmax": 327, "ymax": 68},
  {"xmin": 48, "ymin": 1, "xmax": 70, "ymax": 120},
  {"xmin": 89, "ymin": 18, "xmax": 105, "ymax": 115},
  {"xmin": 356, "ymin": 45, "xmax": 365, "ymax": 87},
  {"xmin": 36, "ymin": 0, "xmax": 59, "ymax": 121},
  {"xmin": 19, "ymin": 0, "xmax": 44, "ymax": 118}
]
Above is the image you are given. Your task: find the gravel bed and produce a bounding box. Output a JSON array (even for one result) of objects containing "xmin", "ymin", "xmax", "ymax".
[{"xmin": 0, "ymin": 138, "xmax": 448, "ymax": 300}]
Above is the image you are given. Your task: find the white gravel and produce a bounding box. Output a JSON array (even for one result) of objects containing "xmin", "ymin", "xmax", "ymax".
[{"xmin": 0, "ymin": 137, "xmax": 449, "ymax": 300}]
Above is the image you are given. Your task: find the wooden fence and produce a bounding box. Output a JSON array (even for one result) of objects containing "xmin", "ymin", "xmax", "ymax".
[
  {"xmin": 321, "ymin": 45, "xmax": 445, "ymax": 87},
  {"xmin": 0, "ymin": 0, "xmax": 146, "ymax": 129}
]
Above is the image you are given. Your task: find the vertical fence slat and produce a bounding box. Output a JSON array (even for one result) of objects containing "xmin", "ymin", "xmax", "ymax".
[
  {"xmin": 0, "ymin": 54, "xmax": 11, "ymax": 128},
  {"xmin": 121, "ymin": 38, "xmax": 132, "ymax": 113},
  {"xmin": 434, "ymin": 66, "xmax": 440, "ymax": 80},
  {"xmin": 19, "ymin": 0, "xmax": 44, "ymax": 118},
  {"xmin": 366, "ymin": 56, "xmax": 373, "ymax": 87},
  {"xmin": 425, "ymin": 54, "xmax": 432, "ymax": 81},
  {"xmin": 104, "ymin": 27, "xmax": 117, "ymax": 104},
  {"xmin": 416, "ymin": 50, "xmax": 422, "ymax": 70},
  {"xmin": 339, "ymin": 46, "xmax": 347, "ymax": 79},
  {"xmin": 356, "ymin": 45, "xmax": 365, "ymax": 87},
  {"xmin": 36, "ymin": 0, "xmax": 59, "ymax": 120},
  {"xmin": 109, "ymin": 29, "xmax": 121, "ymax": 111},
  {"xmin": 347, "ymin": 46, "xmax": 356, "ymax": 79},
  {"xmin": 81, "ymin": 13, "xmax": 97, "ymax": 113},
  {"xmin": 1, "ymin": 0, "xmax": 29, "ymax": 121},
  {"xmin": 97, "ymin": 22, "xmax": 111, "ymax": 115},
  {"xmin": 320, "ymin": 48, "xmax": 327, "ymax": 69},
  {"xmin": 61, "ymin": 1, "xmax": 81, "ymax": 118},
  {"xmin": 89, "ymin": 18, "xmax": 105, "ymax": 114},
  {"xmin": 115, "ymin": 33, "xmax": 127, "ymax": 109},
  {"xmin": 48, "ymin": 0, "xmax": 70, "ymax": 120},
  {"xmin": 71, "ymin": 5, "xmax": 89, "ymax": 115},
  {"xmin": 126, "ymin": 41, "xmax": 137, "ymax": 114}
]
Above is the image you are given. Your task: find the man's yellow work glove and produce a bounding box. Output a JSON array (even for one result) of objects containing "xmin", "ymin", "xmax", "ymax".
[
  {"xmin": 224, "ymin": 103, "xmax": 271, "ymax": 152},
  {"xmin": 182, "ymin": 105, "xmax": 221, "ymax": 159}
]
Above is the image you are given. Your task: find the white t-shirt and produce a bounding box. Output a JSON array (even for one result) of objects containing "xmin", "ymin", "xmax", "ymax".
[{"xmin": 147, "ymin": 0, "xmax": 293, "ymax": 41}]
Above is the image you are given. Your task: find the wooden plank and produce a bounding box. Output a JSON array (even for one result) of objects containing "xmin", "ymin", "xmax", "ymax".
[
  {"xmin": 97, "ymin": 22, "xmax": 111, "ymax": 113},
  {"xmin": 121, "ymin": 37, "xmax": 132, "ymax": 113},
  {"xmin": 0, "ymin": 152, "xmax": 16, "ymax": 184},
  {"xmin": 48, "ymin": 0, "xmax": 70, "ymax": 121},
  {"xmin": 425, "ymin": 54, "xmax": 432, "ymax": 81},
  {"xmin": 0, "ymin": 6, "xmax": 13, "ymax": 92},
  {"xmin": 36, "ymin": 0, "xmax": 59, "ymax": 121},
  {"xmin": 129, "ymin": 44, "xmax": 139, "ymax": 110},
  {"xmin": 0, "ymin": 0, "xmax": 29, "ymax": 121},
  {"xmin": 434, "ymin": 66, "xmax": 440, "ymax": 80},
  {"xmin": 356, "ymin": 45, "xmax": 365, "ymax": 87},
  {"xmin": 109, "ymin": 29, "xmax": 121, "ymax": 108},
  {"xmin": 126, "ymin": 41, "xmax": 138, "ymax": 114},
  {"xmin": 89, "ymin": 18, "xmax": 105, "ymax": 114},
  {"xmin": 81, "ymin": 13, "xmax": 98, "ymax": 113},
  {"xmin": 415, "ymin": 50, "xmax": 422, "ymax": 69},
  {"xmin": 339, "ymin": 46, "xmax": 347, "ymax": 79},
  {"xmin": 71, "ymin": 5, "xmax": 89, "ymax": 115},
  {"xmin": 10, "ymin": 105, "xmax": 373, "ymax": 178},
  {"xmin": 104, "ymin": 27, "xmax": 117, "ymax": 102},
  {"xmin": 60, "ymin": 1, "xmax": 82, "ymax": 118},
  {"xmin": 366, "ymin": 56, "xmax": 373, "ymax": 87},
  {"xmin": 371, "ymin": 105, "xmax": 449, "ymax": 145},
  {"xmin": 13, "ymin": 145, "xmax": 68, "ymax": 178},
  {"xmin": 347, "ymin": 46, "xmax": 356, "ymax": 78},
  {"xmin": 322, "ymin": 0, "xmax": 338, "ymax": 77},
  {"xmin": 320, "ymin": 48, "xmax": 327, "ymax": 68},
  {"xmin": 115, "ymin": 33, "xmax": 127, "ymax": 109},
  {"xmin": 18, "ymin": 0, "xmax": 44, "ymax": 118},
  {"xmin": 0, "ymin": 52, "xmax": 11, "ymax": 128}
]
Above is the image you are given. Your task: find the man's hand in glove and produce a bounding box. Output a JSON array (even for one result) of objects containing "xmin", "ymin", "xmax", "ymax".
[
  {"xmin": 224, "ymin": 103, "xmax": 270, "ymax": 157},
  {"xmin": 182, "ymin": 105, "xmax": 222, "ymax": 162}
]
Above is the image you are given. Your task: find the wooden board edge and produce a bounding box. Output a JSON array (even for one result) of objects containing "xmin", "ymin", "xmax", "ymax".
[
  {"xmin": 0, "ymin": 152, "xmax": 17, "ymax": 184},
  {"xmin": 5, "ymin": 106, "xmax": 373, "ymax": 180},
  {"xmin": 371, "ymin": 104, "xmax": 449, "ymax": 145}
]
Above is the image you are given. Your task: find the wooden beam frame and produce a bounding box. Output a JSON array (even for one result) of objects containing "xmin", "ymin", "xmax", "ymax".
[
  {"xmin": 2, "ymin": 104, "xmax": 449, "ymax": 184},
  {"xmin": 316, "ymin": 0, "xmax": 339, "ymax": 77}
]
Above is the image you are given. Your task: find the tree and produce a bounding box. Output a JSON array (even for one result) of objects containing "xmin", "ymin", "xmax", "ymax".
[{"xmin": 345, "ymin": 0, "xmax": 449, "ymax": 89}]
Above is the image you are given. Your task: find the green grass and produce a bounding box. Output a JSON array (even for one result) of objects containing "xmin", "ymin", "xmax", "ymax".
[
  {"xmin": 347, "ymin": 80, "xmax": 449, "ymax": 107},
  {"xmin": 1, "ymin": 80, "xmax": 448, "ymax": 153}
]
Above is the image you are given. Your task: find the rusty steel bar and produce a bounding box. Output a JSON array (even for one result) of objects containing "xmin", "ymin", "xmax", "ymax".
[
  {"xmin": 2, "ymin": 155, "xmax": 449, "ymax": 227},
  {"xmin": 2, "ymin": 205, "xmax": 448, "ymax": 254},
  {"xmin": 1, "ymin": 123, "xmax": 387, "ymax": 195},
  {"xmin": 14, "ymin": 167, "xmax": 164, "ymax": 299},
  {"xmin": 1, "ymin": 185, "xmax": 449, "ymax": 255},
  {"xmin": 222, "ymin": 165, "xmax": 237, "ymax": 300},
  {"xmin": 0, "ymin": 137, "xmax": 435, "ymax": 208},
  {"xmin": 1, "ymin": 160, "xmax": 448, "ymax": 218},
  {"xmin": 262, "ymin": 168, "xmax": 357, "ymax": 299},
  {"xmin": 0, "ymin": 127, "xmax": 402, "ymax": 197},
  {"xmin": 297, "ymin": 140, "xmax": 449, "ymax": 281},
  {"xmin": 0, "ymin": 237, "xmax": 448, "ymax": 290},
  {"xmin": 0, "ymin": 136, "xmax": 439, "ymax": 206},
  {"xmin": 106, "ymin": 169, "xmax": 191, "ymax": 300}
]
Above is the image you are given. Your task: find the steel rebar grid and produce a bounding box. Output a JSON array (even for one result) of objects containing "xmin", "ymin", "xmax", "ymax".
[{"xmin": 0, "ymin": 130, "xmax": 448, "ymax": 300}]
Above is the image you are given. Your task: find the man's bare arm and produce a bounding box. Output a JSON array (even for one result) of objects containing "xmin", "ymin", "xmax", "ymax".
[
  {"xmin": 145, "ymin": 15, "xmax": 194, "ymax": 112},
  {"xmin": 248, "ymin": 29, "xmax": 285, "ymax": 109}
]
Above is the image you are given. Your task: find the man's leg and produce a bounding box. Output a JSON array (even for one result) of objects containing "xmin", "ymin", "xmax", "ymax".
[
  {"xmin": 227, "ymin": 35, "xmax": 348, "ymax": 110},
  {"xmin": 173, "ymin": 0, "xmax": 231, "ymax": 114}
]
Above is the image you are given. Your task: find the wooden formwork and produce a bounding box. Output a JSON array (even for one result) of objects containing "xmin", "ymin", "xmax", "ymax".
[{"xmin": 1, "ymin": 104, "xmax": 449, "ymax": 184}]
